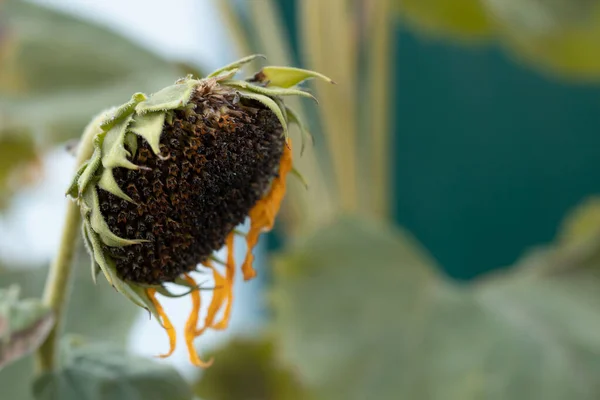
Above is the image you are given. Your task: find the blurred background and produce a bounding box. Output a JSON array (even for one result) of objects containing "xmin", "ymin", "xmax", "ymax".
[{"xmin": 3, "ymin": 0, "xmax": 600, "ymax": 399}]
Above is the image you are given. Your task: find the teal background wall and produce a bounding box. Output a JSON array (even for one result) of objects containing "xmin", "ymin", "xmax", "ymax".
[
  {"xmin": 276, "ymin": 0, "xmax": 600, "ymax": 280},
  {"xmin": 394, "ymin": 34, "xmax": 600, "ymax": 279}
]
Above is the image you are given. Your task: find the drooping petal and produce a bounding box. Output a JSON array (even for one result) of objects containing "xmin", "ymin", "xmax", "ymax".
[
  {"xmin": 146, "ymin": 288, "xmax": 176, "ymax": 358},
  {"xmin": 197, "ymin": 261, "xmax": 227, "ymax": 336},
  {"xmin": 183, "ymin": 274, "xmax": 213, "ymax": 368},
  {"xmin": 242, "ymin": 142, "xmax": 293, "ymax": 280},
  {"xmin": 212, "ymin": 232, "xmax": 236, "ymax": 330}
]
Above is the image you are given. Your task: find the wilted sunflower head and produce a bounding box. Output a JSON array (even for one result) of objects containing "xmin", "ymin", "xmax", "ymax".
[{"xmin": 66, "ymin": 55, "xmax": 332, "ymax": 367}]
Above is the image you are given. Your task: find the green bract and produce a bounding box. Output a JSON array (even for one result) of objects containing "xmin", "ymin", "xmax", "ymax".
[{"xmin": 66, "ymin": 55, "xmax": 332, "ymax": 322}]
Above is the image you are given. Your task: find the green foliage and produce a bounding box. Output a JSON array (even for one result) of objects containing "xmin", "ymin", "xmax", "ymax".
[
  {"xmin": 483, "ymin": 0, "xmax": 600, "ymax": 80},
  {"xmin": 272, "ymin": 215, "xmax": 600, "ymax": 399},
  {"xmin": 271, "ymin": 216, "xmax": 438, "ymax": 399},
  {"xmin": 194, "ymin": 338, "xmax": 311, "ymax": 400},
  {"xmin": 0, "ymin": 133, "xmax": 38, "ymax": 209},
  {"xmin": 0, "ymin": 0, "xmax": 181, "ymax": 143},
  {"xmin": 0, "ymin": 286, "xmax": 53, "ymax": 370},
  {"xmin": 396, "ymin": 0, "xmax": 600, "ymax": 80},
  {"xmin": 34, "ymin": 339, "xmax": 193, "ymax": 400},
  {"xmin": 397, "ymin": 0, "xmax": 494, "ymax": 40},
  {"xmin": 0, "ymin": 250, "xmax": 139, "ymax": 400},
  {"xmin": 0, "ymin": 0, "xmax": 182, "ymax": 207}
]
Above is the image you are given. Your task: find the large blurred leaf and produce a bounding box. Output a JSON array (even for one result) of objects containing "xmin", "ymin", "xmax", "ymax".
[
  {"xmin": 396, "ymin": 0, "xmax": 494, "ymax": 41},
  {"xmin": 34, "ymin": 339, "xmax": 193, "ymax": 400},
  {"xmin": 0, "ymin": 285, "xmax": 53, "ymax": 371},
  {"xmin": 0, "ymin": 132, "xmax": 40, "ymax": 208},
  {"xmin": 556, "ymin": 195, "xmax": 600, "ymax": 247},
  {"xmin": 0, "ymin": 247, "xmax": 139, "ymax": 400},
  {"xmin": 0, "ymin": 0, "xmax": 181, "ymax": 144},
  {"xmin": 194, "ymin": 338, "xmax": 311, "ymax": 400},
  {"xmin": 272, "ymin": 215, "xmax": 600, "ymax": 399},
  {"xmin": 482, "ymin": 0, "xmax": 600, "ymax": 80},
  {"xmin": 271, "ymin": 216, "xmax": 439, "ymax": 399}
]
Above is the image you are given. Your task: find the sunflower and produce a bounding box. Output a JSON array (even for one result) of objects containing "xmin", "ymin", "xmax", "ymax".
[{"xmin": 66, "ymin": 55, "xmax": 333, "ymax": 366}]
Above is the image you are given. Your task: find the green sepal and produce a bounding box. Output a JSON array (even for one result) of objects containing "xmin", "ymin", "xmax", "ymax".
[
  {"xmin": 83, "ymin": 221, "xmax": 116, "ymax": 287},
  {"xmin": 285, "ymin": 106, "xmax": 313, "ymax": 156},
  {"xmin": 155, "ymin": 283, "xmax": 204, "ymax": 299},
  {"xmin": 100, "ymin": 93, "xmax": 147, "ymax": 132},
  {"xmin": 225, "ymin": 80, "xmax": 318, "ymax": 103},
  {"xmin": 125, "ymin": 132, "xmax": 138, "ymax": 157},
  {"xmin": 256, "ymin": 66, "xmax": 335, "ymax": 88},
  {"xmin": 207, "ymin": 54, "xmax": 266, "ymax": 79},
  {"xmin": 77, "ymin": 133, "xmax": 105, "ymax": 196},
  {"xmin": 83, "ymin": 222, "xmax": 154, "ymax": 315},
  {"xmin": 98, "ymin": 169, "xmax": 134, "ymax": 203},
  {"xmin": 101, "ymin": 114, "xmax": 137, "ymax": 170},
  {"xmin": 135, "ymin": 80, "xmax": 199, "ymax": 114},
  {"xmin": 165, "ymin": 111, "xmax": 175, "ymax": 126},
  {"xmin": 98, "ymin": 114, "xmax": 140, "ymax": 202},
  {"xmin": 236, "ymin": 90, "xmax": 289, "ymax": 139},
  {"xmin": 209, "ymin": 254, "xmax": 226, "ymax": 266},
  {"xmin": 129, "ymin": 112, "xmax": 166, "ymax": 155},
  {"xmin": 232, "ymin": 228, "xmax": 246, "ymax": 238},
  {"xmin": 291, "ymin": 167, "xmax": 309, "ymax": 190},
  {"xmin": 130, "ymin": 286, "xmax": 162, "ymax": 324},
  {"xmin": 83, "ymin": 187, "xmax": 146, "ymax": 247},
  {"xmin": 81, "ymin": 222, "xmax": 100, "ymax": 284},
  {"xmin": 66, "ymin": 161, "xmax": 89, "ymax": 198}
]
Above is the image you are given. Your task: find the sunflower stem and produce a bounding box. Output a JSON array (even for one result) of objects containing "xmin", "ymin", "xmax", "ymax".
[
  {"xmin": 367, "ymin": 0, "xmax": 394, "ymax": 220},
  {"xmin": 36, "ymin": 118, "xmax": 98, "ymax": 373}
]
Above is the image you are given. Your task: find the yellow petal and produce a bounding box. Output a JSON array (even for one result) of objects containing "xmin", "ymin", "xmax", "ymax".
[
  {"xmin": 183, "ymin": 274, "xmax": 213, "ymax": 368},
  {"xmin": 242, "ymin": 142, "xmax": 293, "ymax": 281},
  {"xmin": 212, "ymin": 233, "xmax": 236, "ymax": 330},
  {"xmin": 197, "ymin": 261, "xmax": 227, "ymax": 335},
  {"xmin": 146, "ymin": 288, "xmax": 176, "ymax": 358}
]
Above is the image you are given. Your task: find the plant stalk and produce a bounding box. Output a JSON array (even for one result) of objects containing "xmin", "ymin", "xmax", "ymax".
[
  {"xmin": 35, "ymin": 118, "xmax": 98, "ymax": 373},
  {"xmin": 368, "ymin": 0, "xmax": 394, "ymax": 220}
]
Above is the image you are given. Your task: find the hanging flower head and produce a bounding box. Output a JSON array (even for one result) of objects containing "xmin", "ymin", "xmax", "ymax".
[{"xmin": 67, "ymin": 55, "xmax": 333, "ymax": 366}]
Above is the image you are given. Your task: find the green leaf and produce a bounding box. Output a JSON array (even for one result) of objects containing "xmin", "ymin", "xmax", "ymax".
[
  {"xmin": 0, "ymin": 133, "xmax": 39, "ymax": 209},
  {"xmin": 0, "ymin": 0, "xmax": 181, "ymax": 144},
  {"xmin": 194, "ymin": 338, "xmax": 312, "ymax": 400},
  {"xmin": 482, "ymin": 0, "xmax": 600, "ymax": 80},
  {"xmin": 271, "ymin": 216, "xmax": 438, "ymax": 399},
  {"xmin": 272, "ymin": 215, "xmax": 600, "ymax": 399},
  {"xmin": 34, "ymin": 340, "xmax": 193, "ymax": 400},
  {"xmin": 0, "ymin": 253, "xmax": 139, "ymax": 400},
  {"xmin": 0, "ymin": 286, "xmax": 54, "ymax": 371},
  {"xmin": 396, "ymin": 0, "xmax": 494, "ymax": 41}
]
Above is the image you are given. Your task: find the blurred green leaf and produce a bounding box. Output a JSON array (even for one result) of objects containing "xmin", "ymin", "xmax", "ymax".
[
  {"xmin": 396, "ymin": 0, "xmax": 494, "ymax": 41},
  {"xmin": 0, "ymin": 0, "xmax": 181, "ymax": 144},
  {"xmin": 483, "ymin": 0, "xmax": 600, "ymax": 80},
  {"xmin": 272, "ymin": 215, "xmax": 600, "ymax": 399},
  {"xmin": 416, "ymin": 268, "xmax": 600, "ymax": 399},
  {"xmin": 34, "ymin": 339, "xmax": 193, "ymax": 400},
  {"xmin": 0, "ymin": 248, "xmax": 139, "ymax": 400},
  {"xmin": 271, "ymin": 216, "xmax": 439, "ymax": 399},
  {"xmin": 0, "ymin": 285, "xmax": 53, "ymax": 371},
  {"xmin": 0, "ymin": 133, "xmax": 39, "ymax": 209},
  {"xmin": 556, "ymin": 196, "xmax": 600, "ymax": 247},
  {"xmin": 194, "ymin": 338, "xmax": 311, "ymax": 400}
]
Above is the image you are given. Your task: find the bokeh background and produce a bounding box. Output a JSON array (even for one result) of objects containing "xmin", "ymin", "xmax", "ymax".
[{"xmin": 3, "ymin": 0, "xmax": 600, "ymax": 399}]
